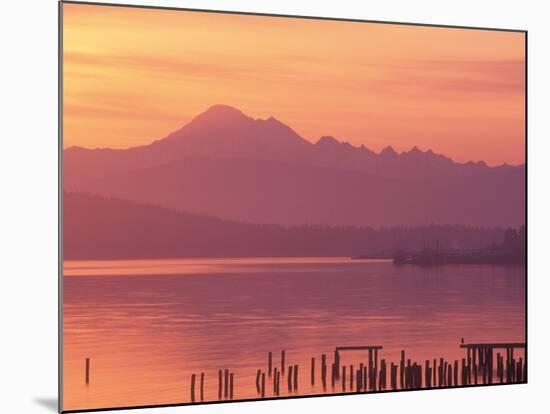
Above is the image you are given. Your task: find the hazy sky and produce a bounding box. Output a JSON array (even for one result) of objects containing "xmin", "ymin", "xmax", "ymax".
[{"xmin": 63, "ymin": 3, "xmax": 525, "ymax": 166}]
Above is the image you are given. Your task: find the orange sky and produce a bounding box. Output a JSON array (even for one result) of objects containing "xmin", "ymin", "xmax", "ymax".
[{"xmin": 62, "ymin": 3, "xmax": 525, "ymax": 166}]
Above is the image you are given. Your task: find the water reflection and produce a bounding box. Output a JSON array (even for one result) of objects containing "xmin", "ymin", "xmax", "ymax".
[{"xmin": 63, "ymin": 258, "xmax": 525, "ymax": 410}]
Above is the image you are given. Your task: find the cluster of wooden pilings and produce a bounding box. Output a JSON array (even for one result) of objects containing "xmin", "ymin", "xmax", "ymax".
[
  {"xmin": 246, "ymin": 342, "xmax": 525, "ymax": 400},
  {"xmin": 83, "ymin": 341, "xmax": 525, "ymax": 402},
  {"xmin": 331, "ymin": 346, "xmax": 386, "ymax": 391},
  {"xmin": 255, "ymin": 351, "xmax": 298, "ymax": 397},
  {"xmin": 326, "ymin": 347, "xmax": 459, "ymax": 392},
  {"xmin": 459, "ymin": 343, "xmax": 526, "ymax": 385},
  {"xmin": 189, "ymin": 372, "xmax": 205, "ymax": 402},
  {"xmin": 189, "ymin": 368, "xmax": 235, "ymax": 402}
]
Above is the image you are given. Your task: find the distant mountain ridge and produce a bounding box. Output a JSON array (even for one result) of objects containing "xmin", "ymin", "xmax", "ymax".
[
  {"xmin": 64, "ymin": 192, "xmax": 510, "ymax": 260},
  {"xmin": 64, "ymin": 104, "xmax": 525, "ymax": 227},
  {"xmin": 65, "ymin": 104, "xmax": 521, "ymax": 184}
]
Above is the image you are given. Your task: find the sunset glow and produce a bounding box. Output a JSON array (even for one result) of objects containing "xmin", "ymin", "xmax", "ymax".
[
  {"xmin": 63, "ymin": 3, "xmax": 525, "ymax": 166},
  {"xmin": 62, "ymin": 4, "xmax": 527, "ymax": 411}
]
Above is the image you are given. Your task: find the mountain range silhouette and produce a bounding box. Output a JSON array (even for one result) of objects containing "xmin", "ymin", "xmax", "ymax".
[
  {"xmin": 64, "ymin": 104, "xmax": 524, "ymax": 228},
  {"xmin": 64, "ymin": 192, "xmax": 510, "ymax": 260}
]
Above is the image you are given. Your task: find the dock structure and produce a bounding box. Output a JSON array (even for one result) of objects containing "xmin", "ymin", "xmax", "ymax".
[
  {"xmin": 459, "ymin": 342, "xmax": 526, "ymax": 384},
  {"xmin": 333, "ymin": 345, "xmax": 383, "ymax": 389},
  {"xmin": 183, "ymin": 341, "xmax": 525, "ymax": 403},
  {"xmin": 335, "ymin": 345, "xmax": 384, "ymax": 351},
  {"xmin": 459, "ymin": 342, "xmax": 526, "ymax": 349}
]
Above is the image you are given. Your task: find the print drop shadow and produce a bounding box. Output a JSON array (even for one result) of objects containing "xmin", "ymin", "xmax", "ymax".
[{"xmin": 33, "ymin": 397, "xmax": 58, "ymax": 412}]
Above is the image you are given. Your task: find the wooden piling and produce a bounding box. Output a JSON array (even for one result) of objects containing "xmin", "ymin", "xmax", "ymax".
[
  {"xmin": 425, "ymin": 360, "xmax": 430, "ymax": 388},
  {"xmin": 200, "ymin": 373, "xmax": 204, "ymax": 401},
  {"xmin": 256, "ymin": 369, "xmax": 261, "ymax": 394},
  {"xmin": 288, "ymin": 365, "xmax": 293, "ymax": 392},
  {"xmin": 519, "ymin": 357, "xmax": 524, "ymax": 382},
  {"xmin": 268, "ymin": 352, "xmax": 272, "ymax": 377},
  {"xmin": 497, "ymin": 353, "xmax": 502, "ymax": 383},
  {"xmin": 359, "ymin": 363, "xmax": 364, "ymax": 391},
  {"xmin": 368, "ymin": 349, "xmax": 373, "ymax": 390},
  {"xmin": 342, "ymin": 365, "xmax": 347, "ymax": 391},
  {"xmin": 311, "ymin": 357, "xmax": 315, "ymax": 385},
  {"xmin": 218, "ymin": 369, "xmax": 222, "ymax": 400},
  {"xmin": 488, "ymin": 348, "xmax": 494, "ymax": 384},
  {"xmin": 467, "ymin": 348, "xmax": 472, "ymax": 384},
  {"xmin": 497, "ymin": 352, "xmax": 503, "ymax": 384},
  {"xmin": 224, "ymin": 369, "xmax": 229, "ymax": 399},
  {"xmin": 85, "ymin": 358, "xmax": 90, "ymax": 385},
  {"xmin": 374, "ymin": 348, "xmax": 379, "ymax": 391},
  {"xmin": 190, "ymin": 374, "xmax": 196, "ymax": 402},
  {"xmin": 481, "ymin": 348, "xmax": 489, "ymax": 384},
  {"xmin": 400, "ymin": 351, "xmax": 405, "ymax": 389},
  {"xmin": 500, "ymin": 354, "xmax": 504, "ymax": 383},
  {"xmin": 229, "ymin": 373, "xmax": 234, "ymax": 400},
  {"xmin": 454, "ymin": 360, "xmax": 458, "ymax": 386},
  {"xmin": 380, "ymin": 363, "xmax": 384, "ymax": 391},
  {"xmin": 501, "ymin": 354, "xmax": 504, "ymax": 382},
  {"xmin": 508, "ymin": 353, "xmax": 513, "ymax": 382},
  {"xmin": 390, "ymin": 363, "xmax": 397, "ymax": 390},
  {"xmin": 281, "ymin": 350, "xmax": 285, "ymax": 376},
  {"xmin": 506, "ymin": 355, "xmax": 510, "ymax": 383},
  {"xmin": 472, "ymin": 347, "xmax": 477, "ymax": 385},
  {"xmin": 380, "ymin": 359, "xmax": 386, "ymax": 390},
  {"xmin": 261, "ymin": 372, "xmax": 266, "ymax": 398},
  {"xmin": 294, "ymin": 364, "xmax": 298, "ymax": 390},
  {"xmin": 512, "ymin": 355, "xmax": 516, "ymax": 382},
  {"xmin": 321, "ymin": 354, "xmax": 327, "ymax": 389},
  {"xmin": 334, "ymin": 350, "xmax": 340, "ymax": 380},
  {"xmin": 350, "ymin": 364, "xmax": 354, "ymax": 389}
]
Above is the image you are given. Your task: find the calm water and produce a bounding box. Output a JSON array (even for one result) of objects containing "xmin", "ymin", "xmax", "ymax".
[{"xmin": 63, "ymin": 258, "xmax": 525, "ymax": 411}]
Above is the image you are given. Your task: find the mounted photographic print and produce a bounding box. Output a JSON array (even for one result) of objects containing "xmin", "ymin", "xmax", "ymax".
[{"xmin": 60, "ymin": 1, "xmax": 527, "ymax": 412}]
